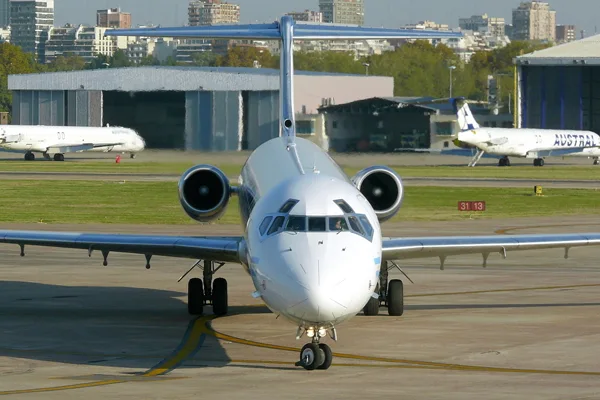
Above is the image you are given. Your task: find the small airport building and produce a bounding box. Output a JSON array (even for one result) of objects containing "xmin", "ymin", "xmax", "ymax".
[
  {"xmin": 318, "ymin": 97, "xmax": 512, "ymax": 152},
  {"xmin": 7, "ymin": 66, "xmax": 393, "ymax": 151},
  {"xmin": 516, "ymin": 34, "xmax": 600, "ymax": 133}
]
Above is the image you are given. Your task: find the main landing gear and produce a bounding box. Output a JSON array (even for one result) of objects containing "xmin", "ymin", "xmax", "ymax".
[
  {"xmin": 593, "ymin": 157, "xmax": 599, "ymax": 166},
  {"xmin": 363, "ymin": 261, "xmax": 406, "ymax": 316},
  {"xmin": 24, "ymin": 152, "xmax": 35, "ymax": 161},
  {"xmin": 53, "ymin": 153, "xmax": 65, "ymax": 162},
  {"xmin": 498, "ymin": 156, "xmax": 511, "ymax": 167},
  {"xmin": 185, "ymin": 260, "xmax": 228, "ymax": 316},
  {"xmin": 533, "ymin": 158, "xmax": 545, "ymax": 167}
]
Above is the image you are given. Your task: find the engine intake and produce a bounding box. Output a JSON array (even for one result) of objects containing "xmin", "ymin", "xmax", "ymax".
[
  {"xmin": 351, "ymin": 166, "xmax": 404, "ymax": 223},
  {"xmin": 178, "ymin": 165, "xmax": 233, "ymax": 223}
]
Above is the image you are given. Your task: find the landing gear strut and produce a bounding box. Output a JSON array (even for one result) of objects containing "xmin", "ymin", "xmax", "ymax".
[
  {"xmin": 186, "ymin": 260, "xmax": 228, "ymax": 316},
  {"xmin": 363, "ymin": 261, "xmax": 405, "ymax": 316}
]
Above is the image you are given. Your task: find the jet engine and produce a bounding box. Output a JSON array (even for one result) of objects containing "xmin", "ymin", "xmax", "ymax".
[
  {"xmin": 351, "ymin": 166, "xmax": 404, "ymax": 223},
  {"xmin": 178, "ymin": 165, "xmax": 235, "ymax": 223}
]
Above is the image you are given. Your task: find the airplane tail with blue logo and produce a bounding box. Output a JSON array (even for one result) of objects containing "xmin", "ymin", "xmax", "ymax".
[{"xmin": 452, "ymin": 98, "xmax": 480, "ymax": 131}]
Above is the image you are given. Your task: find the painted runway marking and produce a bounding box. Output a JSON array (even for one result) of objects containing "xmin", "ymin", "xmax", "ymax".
[
  {"xmin": 0, "ymin": 318, "xmax": 206, "ymax": 396},
  {"xmin": 201, "ymin": 318, "xmax": 600, "ymax": 376}
]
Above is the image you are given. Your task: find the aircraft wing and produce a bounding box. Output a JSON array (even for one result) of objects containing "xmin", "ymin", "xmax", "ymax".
[
  {"xmin": 46, "ymin": 142, "xmax": 126, "ymax": 153},
  {"xmin": 382, "ymin": 233, "xmax": 600, "ymax": 268},
  {"xmin": 0, "ymin": 231, "xmax": 244, "ymax": 264}
]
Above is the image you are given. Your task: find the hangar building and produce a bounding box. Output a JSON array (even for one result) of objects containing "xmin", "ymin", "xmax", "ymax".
[
  {"xmin": 516, "ymin": 34, "xmax": 600, "ymax": 133},
  {"xmin": 319, "ymin": 97, "xmax": 511, "ymax": 152},
  {"xmin": 7, "ymin": 66, "xmax": 393, "ymax": 151}
]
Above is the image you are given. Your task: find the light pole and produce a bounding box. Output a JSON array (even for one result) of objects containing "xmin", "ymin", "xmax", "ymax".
[
  {"xmin": 363, "ymin": 62, "xmax": 370, "ymax": 76},
  {"xmin": 448, "ymin": 65, "xmax": 456, "ymax": 98}
]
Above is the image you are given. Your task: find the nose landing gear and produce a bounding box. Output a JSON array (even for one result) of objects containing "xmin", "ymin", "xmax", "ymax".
[{"xmin": 295, "ymin": 327, "xmax": 334, "ymax": 370}]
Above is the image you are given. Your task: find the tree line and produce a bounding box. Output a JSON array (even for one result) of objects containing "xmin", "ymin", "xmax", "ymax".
[{"xmin": 0, "ymin": 40, "xmax": 552, "ymax": 113}]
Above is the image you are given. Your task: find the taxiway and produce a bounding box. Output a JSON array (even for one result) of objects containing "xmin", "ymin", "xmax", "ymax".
[{"xmin": 1, "ymin": 217, "xmax": 600, "ymax": 398}]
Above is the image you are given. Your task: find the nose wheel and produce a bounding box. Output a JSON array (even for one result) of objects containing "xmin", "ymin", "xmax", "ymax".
[{"xmin": 297, "ymin": 342, "xmax": 333, "ymax": 370}]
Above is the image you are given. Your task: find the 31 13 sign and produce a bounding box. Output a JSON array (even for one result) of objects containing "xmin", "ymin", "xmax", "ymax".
[{"xmin": 458, "ymin": 201, "xmax": 486, "ymax": 212}]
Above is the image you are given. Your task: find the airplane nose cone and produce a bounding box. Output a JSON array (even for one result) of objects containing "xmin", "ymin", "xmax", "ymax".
[{"xmin": 289, "ymin": 284, "xmax": 348, "ymax": 324}]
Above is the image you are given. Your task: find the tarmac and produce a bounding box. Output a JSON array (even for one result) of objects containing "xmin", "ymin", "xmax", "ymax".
[{"xmin": 1, "ymin": 217, "xmax": 600, "ymax": 398}]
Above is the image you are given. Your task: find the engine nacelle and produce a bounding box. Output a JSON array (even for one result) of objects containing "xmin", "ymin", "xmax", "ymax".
[
  {"xmin": 178, "ymin": 165, "xmax": 234, "ymax": 223},
  {"xmin": 351, "ymin": 166, "xmax": 404, "ymax": 223}
]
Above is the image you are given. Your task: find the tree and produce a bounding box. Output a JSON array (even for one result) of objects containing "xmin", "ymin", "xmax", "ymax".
[
  {"xmin": 47, "ymin": 55, "xmax": 87, "ymax": 72},
  {"xmin": 0, "ymin": 43, "xmax": 39, "ymax": 112},
  {"xmin": 139, "ymin": 55, "xmax": 160, "ymax": 66},
  {"xmin": 191, "ymin": 51, "xmax": 217, "ymax": 67},
  {"xmin": 215, "ymin": 46, "xmax": 277, "ymax": 68}
]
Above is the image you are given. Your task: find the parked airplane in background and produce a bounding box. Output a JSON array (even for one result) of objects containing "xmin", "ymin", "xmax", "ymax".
[
  {"xmin": 0, "ymin": 124, "xmax": 145, "ymax": 161},
  {"xmin": 1, "ymin": 18, "xmax": 600, "ymax": 372},
  {"xmin": 452, "ymin": 98, "xmax": 600, "ymax": 167}
]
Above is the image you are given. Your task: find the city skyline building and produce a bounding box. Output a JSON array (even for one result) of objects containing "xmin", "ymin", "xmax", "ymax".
[
  {"xmin": 319, "ymin": 0, "xmax": 364, "ymax": 25},
  {"xmin": 10, "ymin": 0, "xmax": 54, "ymax": 62}
]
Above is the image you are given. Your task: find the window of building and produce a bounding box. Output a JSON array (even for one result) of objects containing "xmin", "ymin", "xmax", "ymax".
[{"xmin": 435, "ymin": 121, "xmax": 454, "ymax": 135}]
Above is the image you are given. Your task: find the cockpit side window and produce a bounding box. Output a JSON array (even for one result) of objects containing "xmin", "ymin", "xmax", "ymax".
[
  {"xmin": 259, "ymin": 216, "xmax": 273, "ymax": 235},
  {"xmin": 359, "ymin": 215, "xmax": 374, "ymax": 239},
  {"xmin": 267, "ymin": 216, "xmax": 285, "ymax": 235},
  {"xmin": 328, "ymin": 216, "xmax": 349, "ymax": 231},
  {"xmin": 334, "ymin": 199, "xmax": 354, "ymax": 214},
  {"xmin": 285, "ymin": 216, "xmax": 306, "ymax": 232},
  {"xmin": 348, "ymin": 216, "xmax": 365, "ymax": 235},
  {"xmin": 279, "ymin": 199, "xmax": 299, "ymax": 214},
  {"xmin": 308, "ymin": 217, "xmax": 327, "ymax": 232}
]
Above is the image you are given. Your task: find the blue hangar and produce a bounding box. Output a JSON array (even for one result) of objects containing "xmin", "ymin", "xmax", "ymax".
[
  {"xmin": 516, "ymin": 34, "xmax": 600, "ymax": 134},
  {"xmin": 7, "ymin": 66, "xmax": 393, "ymax": 151}
]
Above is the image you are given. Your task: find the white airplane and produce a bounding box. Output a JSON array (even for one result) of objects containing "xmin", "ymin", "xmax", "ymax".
[
  {"xmin": 0, "ymin": 124, "xmax": 146, "ymax": 161},
  {"xmin": 452, "ymin": 98, "xmax": 600, "ymax": 167},
  {"xmin": 1, "ymin": 18, "xmax": 600, "ymax": 372}
]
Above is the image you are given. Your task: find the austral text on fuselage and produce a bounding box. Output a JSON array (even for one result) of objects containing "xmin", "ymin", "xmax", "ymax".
[{"xmin": 553, "ymin": 133, "xmax": 597, "ymax": 147}]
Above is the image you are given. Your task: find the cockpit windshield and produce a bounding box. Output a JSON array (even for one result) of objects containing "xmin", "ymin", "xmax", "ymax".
[{"xmin": 258, "ymin": 199, "xmax": 374, "ymax": 241}]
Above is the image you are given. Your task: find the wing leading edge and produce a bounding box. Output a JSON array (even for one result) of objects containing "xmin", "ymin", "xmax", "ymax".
[
  {"xmin": 382, "ymin": 233, "xmax": 600, "ymax": 268},
  {"xmin": 0, "ymin": 231, "xmax": 244, "ymax": 264}
]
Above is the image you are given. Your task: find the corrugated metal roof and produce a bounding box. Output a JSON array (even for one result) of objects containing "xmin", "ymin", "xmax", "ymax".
[
  {"xmin": 8, "ymin": 66, "xmax": 379, "ymax": 91},
  {"xmin": 516, "ymin": 34, "xmax": 600, "ymax": 66},
  {"xmin": 320, "ymin": 96, "xmax": 493, "ymax": 113}
]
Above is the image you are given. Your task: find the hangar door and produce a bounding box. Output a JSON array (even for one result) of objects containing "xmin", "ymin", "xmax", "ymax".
[{"xmin": 103, "ymin": 91, "xmax": 186, "ymax": 149}]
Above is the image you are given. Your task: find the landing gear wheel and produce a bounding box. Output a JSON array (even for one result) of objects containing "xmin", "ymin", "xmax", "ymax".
[
  {"xmin": 24, "ymin": 152, "xmax": 35, "ymax": 161},
  {"xmin": 533, "ymin": 158, "xmax": 544, "ymax": 167},
  {"xmin": 188, "ymin": 277, "xmax": 204, "ymax": 315},
  {"xmin": 53, "ymin": 153, "xmax": 65, "ymax": 162},
  {"xmin": 317, "ymin": 343, "xmax": 333, "ymax": 370},
  {"xmin": 212, "ymin": 277, "xmax": 228, "ymax": 316},
  {"xmin": 498, "ymin": 156, "xmax": 510, "ymax": 167},
  {"xmin": 299, "ymin": 343, "xmax": 324, "ymax": 371},
  {"xmin": 594, "ymin": 159, "xmax": 599, "ymax": 166},
  {"xmin": 130, "ymin": 153, "xmax": 136, "ymax": 159},
  {"xmin": 387, "ymin": 279, "xmax": 404, "ymax": 316},
  {"xmin": 363, "ymin": 296, "xmax": 379, "ymax": 316}
]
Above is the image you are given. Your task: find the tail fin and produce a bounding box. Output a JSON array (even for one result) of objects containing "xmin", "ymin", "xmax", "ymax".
[
  {"xmin": 106, "ymin": 20, "xmax": 462, "ymax": 143},
  {"xmin": 451, "ymin": 98, "xmax": 480, "ymax": 131}
]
